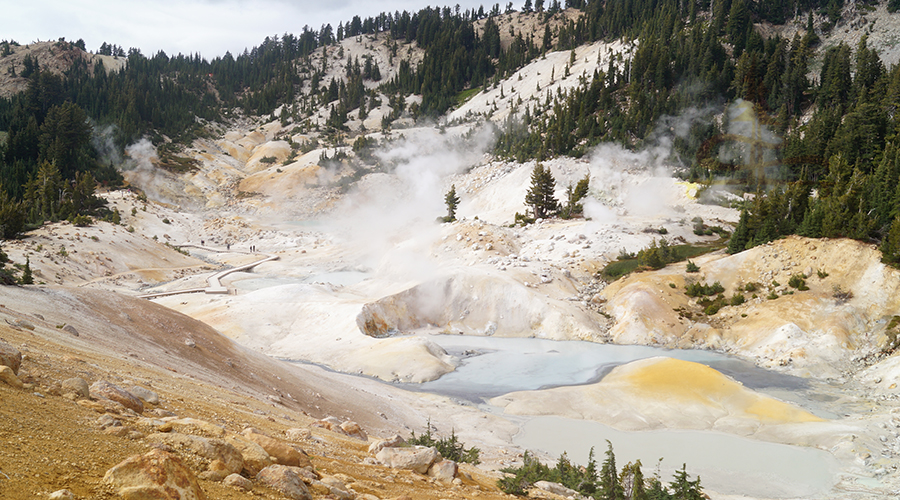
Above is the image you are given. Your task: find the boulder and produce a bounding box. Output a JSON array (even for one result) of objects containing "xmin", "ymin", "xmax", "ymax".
[
  {"xmin": 198, "ymin": 459, "xmax": 231, "ymax": 481},
  {"xmin": 225, "ymin": 435, "xmax": 275, "ymax": 475},
  {"xmin": 0, "ymin": 341, "xmax": 22, "ymax": 374},
  {"xmin": 309, "ymin": 479, "xmax": 355, "ymax": 500},
  {"xmin": 146, "ymin": 433, "xmax": 243, "ymax": 475},
  {"xmin": 78, "ymin": 397, "xmax": 128, "ymax": 414},
  {"xmin": 310, "ymin": 416, "xmax": 344, "ymax": 433},
  {"xmin": 90, "ymin": 380, "xmax": 143, "ymax": 414},
  {"xmin": 223, "ymin": 473, "xmax": 252, "ymax": 491},
  {"xmin": 256, "ymin": 465, "xmax": 312, "ymax": 500},
  {"xmin": 427, "ymin": 459, "xmax": 458, "ymax": 482},
  {"xmin": 368, "ymin": 435, "xmax": 405, "ymax": 455},
  {"xmin": 62, "ymin": 324, "xmax": 79, "ymax": 336},
  {"xmin": 102, "ymin": 448, "xmax": 206, "ymax": 500},
  {"xmin": 0, "ymin": 365, "xmax": 23, "ymax": 389},
  {"xmin": 241, "ymin": 429, "xmax": 311, "ymax": 468},
  {"xmin": 48, "ymin": 490, "xmax": 74, "ymax": 500},
  {"xmin": 61, "ymin": 377, "xmax": 90, "ymax": 398},
  {"xmin": 534, "ymin": 480, "xmax": 584, "ymax": 498},
  {"xmin": 130, "ymin": 385, "xmax": 160, "ymax": 405},
  {"xmin": 339, "ymin": 421, "xmax": 367, "ymax": 441},
  {"xmin": 375, "ymin": 446, "xmax": 440, "ymax": 474}
]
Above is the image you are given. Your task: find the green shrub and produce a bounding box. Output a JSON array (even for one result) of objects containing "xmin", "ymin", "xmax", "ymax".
[
  {"xmin": 72, "ymin": 214, "xmax": 92, "ymax": 227},
  {"xmin": 408, "ymin": 425, "xmax": 480, "ymax": 465},
  {"xmin": 743, "ymin": 282, "xmax": 759, "ymax": 292},
  {"xmin": 685, "ymin": 281, "xmax": 725, "ymax": 297},
  {"xmin": 162, "ymin": 218, "xmax": 171, "ymax": 224},
  {"xmin": 817, "ymin": 269, "xmax": 829, "ymax": 279},
  {"xmin": 767, "ymin": 291, "xmax": 779, "ymax": 300},
  {"xmin": 685, "ymin": 260, "xmax": 700, "ymax": 273},
  {"xmin": 788, "ymin": 274, "xmax": 809, "ymax": 291},
  {"xmin": 730, "ymin": 294, "xmax": 745, "ymax": 306}
]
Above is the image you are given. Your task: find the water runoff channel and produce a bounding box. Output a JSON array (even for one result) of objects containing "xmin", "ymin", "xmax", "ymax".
[{"xmin": 393, "ymin": 333, "xmax": 841, "ymax": 499}]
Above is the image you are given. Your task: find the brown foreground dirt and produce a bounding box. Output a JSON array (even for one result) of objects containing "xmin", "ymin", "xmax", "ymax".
[{"xmin": 0, "ymin": 285, "xmax": 513, "ymax": 500}]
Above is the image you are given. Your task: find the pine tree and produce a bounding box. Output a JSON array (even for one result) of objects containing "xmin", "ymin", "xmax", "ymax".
[
  {"xmin": 444, "ymin": 184, "xmax": 460, "ymax": 222},
  {"xmin": 598, "ymin": 441, "xmax": 624, "ymax": 500},
  {"xmin": 669, "ymin": 464, "xmax": 703, "ymax": 500},
  {"xmin": 882, "ymin": 215, "xmax": 900, "ymax": 266},
  {"xmin": 727, "ymin": 209, "xmax": 750, "ymax": 254},
  {"xmin": 525, "ymin": 163, "xmax": 559, "ymax": 219},
  {"xmin": 20, "ymin": 256, "xmax": 33, "ymax": 285}
]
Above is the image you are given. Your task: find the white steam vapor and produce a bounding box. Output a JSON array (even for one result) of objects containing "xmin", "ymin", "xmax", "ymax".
[
  {"xmin": 329, "ymin": 126, "xmax": 492, "ymax": 278},
  {"xmin": 121, "ymin": 139, "xmax": 184, "ymax": 207}
]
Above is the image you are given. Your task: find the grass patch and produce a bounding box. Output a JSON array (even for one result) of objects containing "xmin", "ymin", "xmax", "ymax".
[
  {"xmin": 456, "ymin": 86, "xmax": 482, "ymax": 106},
  {"xmin": 601, "ymin": 243, "xmax": 722, "ymax": 281}
]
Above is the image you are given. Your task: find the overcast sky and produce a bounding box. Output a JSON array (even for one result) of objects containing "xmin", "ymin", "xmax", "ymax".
[{"xmin": 6, "ymin": 0, "xmax": 496, "ymax": 60}]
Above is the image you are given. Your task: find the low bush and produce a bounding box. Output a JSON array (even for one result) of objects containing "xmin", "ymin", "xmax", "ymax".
[{"xmin": 408, "ymin": 425, "xmax": 480, "ymax": 465}]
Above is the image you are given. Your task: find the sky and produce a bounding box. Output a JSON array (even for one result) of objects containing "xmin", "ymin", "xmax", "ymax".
[{"xmin": 4, "ymin": 0, "xmax": 499, "ymax": 60}]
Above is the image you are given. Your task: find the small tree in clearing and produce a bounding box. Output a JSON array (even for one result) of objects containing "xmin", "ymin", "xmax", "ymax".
[
  {"xmin": 443, "ymin": 184, "xmax": 460, "ymax": 222},
  {"xmin": 525, "ymin": 163, "xmax": 559, "ymax": 219}
]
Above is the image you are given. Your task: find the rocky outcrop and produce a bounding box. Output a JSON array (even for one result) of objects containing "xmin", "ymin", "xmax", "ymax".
[
  {"xmin": 102, "ymin": 448, "xmax": 206, "ymax": 499},
  {"xmin": 90, "ymin": 380, "xmax": 144, "ymax": 414}
]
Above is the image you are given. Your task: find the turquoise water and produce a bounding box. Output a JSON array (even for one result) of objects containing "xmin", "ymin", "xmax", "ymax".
[{"xmin": 407, "ymin": 334, "xmax": 809, "ymax": 399}]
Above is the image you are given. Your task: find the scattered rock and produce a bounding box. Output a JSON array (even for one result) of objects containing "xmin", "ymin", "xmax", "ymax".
[
  {"xmin": 427, "ymin": 459, "xmax": 458, "ymax": 483},
  {"xmin": 97, "ymin": 414, "xmax": 123, "ymax": 429},
  {"xmin": 146, "ymin": 432, "xmax": 244, "ymax": 475},
  {"xmin": 102, "ymin": 448, "xmax": 206, "ymax": 500},
  {"xmin": 339, "ymin": 420, "xmax": 367, "ymax": 441},
  {"xmin": 375, "ymin": 445, "xmax": 440, "ymax": 474},
  {"xmin": 225, "ymin": 435, "xmax": 275, "ymax": 476},
  {"xmin": 61, "ymin": 377, "xmax": 90, "ymax": 398},
  {"xmin": 242, "ymin": 428, "xmax": 312, "ymax": 468},
  {"xmin": 130, "ymin": 385, "xmax": 160, "ymax": 405},
  {"xmin": 223, "ymin": 473, "xmax": 253, "ymax": 491},
  {"xmin": 160, "ymin": 417, "xmax": 225, "ymax": 437},
  {"xmin": 285, "ymin": 427, "xmax": 311, "ymax": 441},
  {"xmin": 534, "ymin": 480, "xmax": 583, "ymax": 498},
  {"xmin": 146, "ymin": 408, "xmax": 177, "ymax": 418},
  {"xmin": 90, "ymin": 380, "xmax": 144, "ymax": 414},
  {"xmin": 256, "ymin": 464, "xmax": 312, "ymax": 500},
  {"xmin": 0, "ymin": 340, "xmax": 22, "ymax": 374},
  {"xmin": 0, "ymin": 365, "xmax": 23, "ymax": 389},
  {"xmin": 6, "ymin": 319, "xmax": 35, "ymax": 331},
  {"xmin": 368, "ymin": 434, "xmax": 405, "ymax": 455},
  {"xmin": 78, "ymin": 397, "xmax": 127, "ymax": 414}
]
